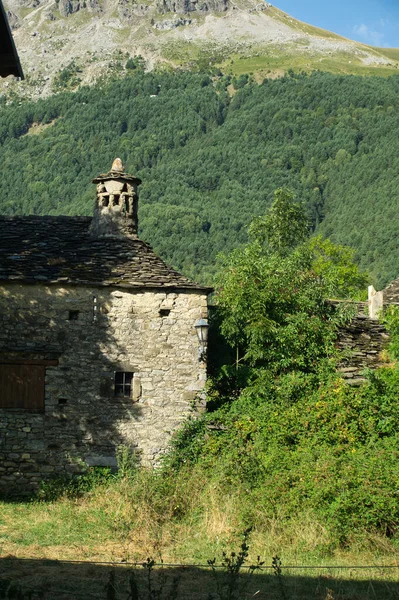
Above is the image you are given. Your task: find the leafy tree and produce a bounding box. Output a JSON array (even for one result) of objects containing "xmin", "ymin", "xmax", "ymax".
[
  {"xmin": 166, "ymin": 191, "xmax": 397, "ymax": 544},
  {"xmin": 247, "ymin": 188, "xmax": 309, "ymax": 255},
  {"xmin": 215, "ymin": 190, "xmax": 366, "ymax": 373}
]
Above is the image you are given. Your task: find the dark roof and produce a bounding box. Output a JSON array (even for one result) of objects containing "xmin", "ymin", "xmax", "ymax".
[
  {"xmin": 0, "ymin": 0, "xmax": 23, "ymax": 79},
  {"xmin": 0, "ymin": 216, "xmax": 211, "ymax": 292}
]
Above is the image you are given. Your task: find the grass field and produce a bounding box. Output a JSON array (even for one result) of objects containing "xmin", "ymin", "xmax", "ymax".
[
  {"xmin": 1, "ymin": 474, "xmax": 399, "ymax": 599},
  {"xmin": 160, "ymin": 37, "xmax": 399, "ymax": 79},
  {"xmin": 220, "ymin": 49, "xmax": 399, "ymax": 79}
]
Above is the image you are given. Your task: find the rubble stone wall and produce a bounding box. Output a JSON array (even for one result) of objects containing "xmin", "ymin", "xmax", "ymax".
[
  {"xmin": 336, "ymin": 305, "xmax": 390, "ymax": 386},
  {"xmin": 0, "ymin": 283, "xmax": 207, "ymax": 494}
]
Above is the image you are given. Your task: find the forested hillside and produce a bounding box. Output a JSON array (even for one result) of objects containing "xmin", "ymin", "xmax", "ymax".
[{"xmin": 2, "ymin": 70, "xmax": 399, "ymax": 287}]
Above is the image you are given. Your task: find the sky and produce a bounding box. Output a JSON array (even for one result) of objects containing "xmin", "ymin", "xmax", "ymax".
[{"xmin": 274, "ymin": 0, "xmax": 399, "ymax": 48}]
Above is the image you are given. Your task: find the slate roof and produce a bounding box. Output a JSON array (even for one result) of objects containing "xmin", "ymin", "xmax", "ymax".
[{"xmin": 0, "ymin": 216, "xmax": 211, "ymax": 292}]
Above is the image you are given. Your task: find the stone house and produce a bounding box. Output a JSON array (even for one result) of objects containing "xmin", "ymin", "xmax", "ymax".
[{"xmin": 0, "ymin": 160, "xmax": 211, "ymax": 494}]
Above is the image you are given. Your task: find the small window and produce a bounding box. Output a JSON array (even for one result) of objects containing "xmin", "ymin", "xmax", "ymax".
[
  {"xmin": 114, "ymin": 372, "xmax": 133, "ymax": 397},
  {"xmin": 159, "ymin": 309, "xmax": 171, "ymax": 317},
  {"xmin": 68, "ymin": 310, "xmax": 79, "ymax": 321},
  {"xmin": 0, "ymin": 364, "xmax": 45, "ymax": 410}
]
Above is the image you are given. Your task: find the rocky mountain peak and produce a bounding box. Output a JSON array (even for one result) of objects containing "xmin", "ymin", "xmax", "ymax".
[{"xmin": 2, "ymin": 0, "xmax": 397, "ymax": 99}]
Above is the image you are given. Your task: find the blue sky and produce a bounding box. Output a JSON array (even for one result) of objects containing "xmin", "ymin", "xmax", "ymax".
[{"xmin": 274, "ymin": 1, "xmax": 399, "ymax": 48}]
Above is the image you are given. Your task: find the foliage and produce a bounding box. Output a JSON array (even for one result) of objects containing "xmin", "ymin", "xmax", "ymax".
[
  {"xmin": 164, "ymin": 205, "xmax": 397, "ymax": 544},
  {"xmin": 247, "ymin": 188, "xmax": 309, "ymax": 255},
  {"xmin": 125, "ymin": 55, "xmax": 145, "ymax": 71},
  {"xmin": 37, "ymin": 467, "xmax": 115, "ymax": 501},
  {"xmin": 383, "ymin": 305, "xmax": 399, "ymax": 361},
  {"xmin": 307, "ymin": 236, "xmax": 368, "ymax": 299},
  {"xmin": 215, "ymin": 194, "xmax": 364, "ymax": 374},
  {"xmin": 166, "ymin": 368, "xmax": 399, "ymax": 543},
  {"xmin": 36, "ymin": 448, "xmax": 138, "ymax": 501},
  {"xmin": 52, "ymin": 61, "xmax": 82, "ymax": 91},
  {"xmin": 116, "ymin": 444, "xmax": 140, "ymax": 479}
]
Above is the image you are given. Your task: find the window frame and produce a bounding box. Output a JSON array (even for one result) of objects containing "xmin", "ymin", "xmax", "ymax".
[{"xmin": 114, "ymin": 371, "xmax": 133, "ymax": 398}]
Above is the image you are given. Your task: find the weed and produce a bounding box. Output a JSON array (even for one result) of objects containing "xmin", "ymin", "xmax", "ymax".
[
  {"xmin": 116, "ymin": 445, "xmax": 140, "ymax": 480},
  {"xmin": 142, "ymin": 558, "xmax": 156, "ymax": 599},
  {"xmin": 272, "ymin": 555, "xmax": 287, "ymax": 600},
  {"xmin": 207, "ymin": 528, "xmax": 264, "ymax": 600}
]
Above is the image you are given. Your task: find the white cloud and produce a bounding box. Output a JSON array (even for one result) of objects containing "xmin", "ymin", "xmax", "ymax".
[{"xmin": 353, "ymin": 23, "xmax": 385, "ymax": 46}]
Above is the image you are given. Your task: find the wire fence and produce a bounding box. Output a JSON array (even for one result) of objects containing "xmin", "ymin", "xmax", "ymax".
[{"xmin": 1, "ymin": 556, "xmax": 399, "ymax": 571}]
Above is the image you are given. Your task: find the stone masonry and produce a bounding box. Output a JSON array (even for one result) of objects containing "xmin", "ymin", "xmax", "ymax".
[
  {"xmin": 0, "ymin": 284, "xmax": 207, "ymax": 491},
  {"xmin": 335, "ymin": 279, "xmax": 399, "ymax": 385},
  {"xmin": 336, "ymin": 307, "xmax": 390, "ymax": 386}
]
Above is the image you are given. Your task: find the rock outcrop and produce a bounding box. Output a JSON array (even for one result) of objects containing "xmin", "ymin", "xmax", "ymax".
[
  {"xmin": 153, "ymin": 16, "xmax": 191, "ymax": 29},
  {"xmin": 156, "ymin": 0, "xmax": 228, "ymax": 13}
]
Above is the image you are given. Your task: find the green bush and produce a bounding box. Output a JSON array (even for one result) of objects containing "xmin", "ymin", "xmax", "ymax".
[{"xmin": 37, "ymin": 467, "xmax": 115, "ymax": 501}]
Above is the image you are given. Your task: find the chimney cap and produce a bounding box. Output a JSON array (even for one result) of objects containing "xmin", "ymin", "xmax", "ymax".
[
  {"xmin": 92, "ymin": 159, "xmax": 142, "ymax": 186},
  {"xmin": 111, "ymin": 157, "xmax": 124, "ymax": 172}
]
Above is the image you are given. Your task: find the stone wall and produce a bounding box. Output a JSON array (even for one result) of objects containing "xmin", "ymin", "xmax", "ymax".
[
  {"xmin": 336, "ymin": 304, "xmax": 390, "ymax": 385},
  {"xmin": 0, "ymin": 283, "xmax": 207, "ymax": 494}
]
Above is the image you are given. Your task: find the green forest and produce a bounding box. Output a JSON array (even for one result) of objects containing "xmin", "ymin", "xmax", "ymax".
[{"xmin": 1, "ymin": 69, "xmax": 399, "ymax": 288}]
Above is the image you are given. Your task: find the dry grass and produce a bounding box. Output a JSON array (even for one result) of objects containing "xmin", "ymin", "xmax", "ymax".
[
  {"xmin": 1, "ymin": 475, "xmax": 399, "ymax": 570},
  {"xmin": 0, "ymin": 470, "xmax": 399, "ymax": 600}
]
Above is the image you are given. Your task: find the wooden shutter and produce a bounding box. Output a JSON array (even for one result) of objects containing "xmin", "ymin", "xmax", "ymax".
[{"xmin": 0, "ymin": 364, "xmax": 45, "ymax": 410}]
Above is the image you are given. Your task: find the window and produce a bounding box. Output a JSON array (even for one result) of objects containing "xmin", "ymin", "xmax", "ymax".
[
  {"xmin": 68, "ymin": 310, "xmax": 79, "ymax": 320},
  {"xmin": 114, "ymin": 372, "xmax": 133, "ymax": 397},
  {"xmin": 0, "ymin": 364, "xmax": 45, "ymax": 410}
]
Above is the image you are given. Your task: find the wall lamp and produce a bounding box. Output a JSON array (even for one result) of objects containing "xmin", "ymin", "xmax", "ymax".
[{"xmin": 194, "ymin": 318, "xmax": 209, "ymax": 361}]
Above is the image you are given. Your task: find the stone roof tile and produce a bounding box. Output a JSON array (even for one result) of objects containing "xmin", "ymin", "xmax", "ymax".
[{"xmin": 0, "ymin": 216, "xmax": 211, "ymax": 292}]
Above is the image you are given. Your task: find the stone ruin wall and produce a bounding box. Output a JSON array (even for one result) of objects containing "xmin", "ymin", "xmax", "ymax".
[
  {"xmin": 336, "ymin": 302, "xmax": 390, "ymax": 386},
  {"xmin": 0, "ymin": 283, "xmax": 207, "ymax": 495}
]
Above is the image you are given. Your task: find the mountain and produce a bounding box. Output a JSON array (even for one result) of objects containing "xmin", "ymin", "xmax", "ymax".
[{"xmin": 2, "ymin": 0, "xmax": 399, "ymax": 97}]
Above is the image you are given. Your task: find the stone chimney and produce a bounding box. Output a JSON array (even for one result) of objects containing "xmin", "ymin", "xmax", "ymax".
[{"xmin": 89, "ymin": 159, "xmax": 142, "ymax": 238}]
